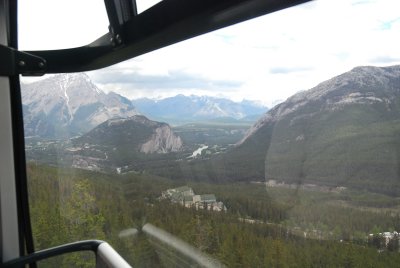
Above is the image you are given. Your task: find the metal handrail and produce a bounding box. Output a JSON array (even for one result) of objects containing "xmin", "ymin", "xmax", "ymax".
[{"xmin": 2, "ymin": 240, "xmax": 131, "ymax": 268}]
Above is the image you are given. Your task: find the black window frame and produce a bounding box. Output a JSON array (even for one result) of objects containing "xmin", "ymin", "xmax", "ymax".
[{"xmin": 0, "ymin": 0, "xmax": 311, "ymax": 266}]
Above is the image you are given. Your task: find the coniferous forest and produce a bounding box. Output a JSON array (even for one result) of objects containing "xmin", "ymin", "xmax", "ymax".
[{"xmin": 27, "ymin": 163, "xmax": 400, "ymax": 267}]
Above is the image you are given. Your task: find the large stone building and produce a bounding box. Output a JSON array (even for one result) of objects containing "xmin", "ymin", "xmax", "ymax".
[{"xmin": 161, "ymin": 186, "xmax": 227, "ymax": 212}]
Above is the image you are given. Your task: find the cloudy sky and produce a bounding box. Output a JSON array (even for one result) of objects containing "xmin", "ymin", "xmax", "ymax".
[{"xmin": 19, "ymin": 0, "xmax": 400, "ymax": 107}]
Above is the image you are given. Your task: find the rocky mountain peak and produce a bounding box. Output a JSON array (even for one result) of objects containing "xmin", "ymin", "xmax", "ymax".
[
  {"xmin": 78, "ymin": 115, "xmax": 183, "ymax": 155},
  {"xmin": 219, "ymin": 65, "xmax": 400, "ymax": 195},
  {"xmin": 22, "ymin": 73, "xmax": 138, "ymax": 137},
  {"xmin": 140, "ymin": 124, "xmax": 183, "ymax": 154},
  {"xmin": 238, "ymin": 65, "xmax": 400, "ymax": 145},
  {"xmin": 131, "ymin": 94, "xmax": 268, "ymax": 124}
]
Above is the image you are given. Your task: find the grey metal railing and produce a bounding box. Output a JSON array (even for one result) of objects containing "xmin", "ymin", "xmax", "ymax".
[{"xmin": 2, "ymin": 240, "xmax": 131, "ymax": 268}]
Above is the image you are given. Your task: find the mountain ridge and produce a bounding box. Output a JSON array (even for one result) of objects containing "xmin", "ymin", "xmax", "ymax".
[
  {"xmin": 171, "ymin": 65, "xmax": 400, "ymax": 195},
  {"xmin": 227, "ymin": 65, "xmax": 400, "ymax": 195},
  {"xmin": 22, "ymin": 73, "xmax": 138, "ymax": 137},
  {"xmin": 70, "ymin": 115, "xmax": 183, "ymax": 172},
  {"xmin": 131, "ymin": 94, "xmax": 268, "ymax": 124},
  {"xmin": 77, "ymin": 115, "xmax": 183, "ymax": 154},
  {"xmin": 239, "ymin": 65, "xmax": 400, "ymax": 144}
]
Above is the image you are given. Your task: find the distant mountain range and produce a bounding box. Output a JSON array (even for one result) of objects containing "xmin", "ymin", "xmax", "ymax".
[
  {"xmin": 22, "ymin": 66, "xmax": 400, "ymax": 195},
  {"xmin": 21, "ymin": 74, "xmax": 267, "ymax": 138},
  {"xmin": 131, "ymin": 95, "xmax": 268, "ymax": 124},
  {"xmin": 183, "ymin": 65, "xmax": 400, "ymax": 195},
  {"xmin": 22, "ymin": 73, "xmax": 138, "ymax": 138}
]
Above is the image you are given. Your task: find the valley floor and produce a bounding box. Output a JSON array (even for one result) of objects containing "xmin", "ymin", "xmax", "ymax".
[{"xmin": 27, "ymin": 163, "xmax": 400, "ymax": 267}]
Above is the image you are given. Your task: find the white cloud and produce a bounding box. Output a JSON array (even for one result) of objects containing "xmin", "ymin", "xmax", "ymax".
[
  {"xmin": 19, "ymin": 0, "xmax": 400, "ymax": 107},
  {"xmin": 18, "ymin": 0, "xmax": 109, "ymax": 50}
]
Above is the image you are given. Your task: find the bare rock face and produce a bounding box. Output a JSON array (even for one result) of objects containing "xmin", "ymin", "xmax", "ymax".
[
  {"xmin": 224, "ymin": 65, "xmax": 400, "ymax": 195},
  {"xmin": 22, "ymin": 73, "xmax": 138, "ymax": 137},
  {"xmin": 238, "ymin": 65, "xmax": 400, "ymax": 146},
  {"xmin": 77, "ymin": 115, "xmax": 183, "ymax": 156},
  {"xmin": 140, "ymin": 125, "xmax": 183, "ymax": 154}
]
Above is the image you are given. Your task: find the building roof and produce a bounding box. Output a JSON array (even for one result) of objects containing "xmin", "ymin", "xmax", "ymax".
[
  {"xmin": 183, "ymin": 195, "xmax": 193, "ymax": 202},
  {"xmin": 174, "ymin": 186, "xmax": 193, "ymax": 193},
  {"xmin": 200, "ymin": 194, "xmax": 216, "ymax": 202}
]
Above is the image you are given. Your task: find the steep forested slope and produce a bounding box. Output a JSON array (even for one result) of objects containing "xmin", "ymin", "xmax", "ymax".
[
  {"xmin": 28, "ymin": 164, "xmax": 400, "ymax": 267},
  {"xmin": 200, "ymin": 66, "xmax": 400, "ymax": 195}
]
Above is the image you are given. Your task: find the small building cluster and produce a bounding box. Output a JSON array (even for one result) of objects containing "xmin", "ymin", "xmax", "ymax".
[
  {"xmin": 368, "ymin": 231, "xmax": 400, "ymax": 251},
  {"xmin": 161, "ymin": 186, "xmax": 227, "ymax": 212}
]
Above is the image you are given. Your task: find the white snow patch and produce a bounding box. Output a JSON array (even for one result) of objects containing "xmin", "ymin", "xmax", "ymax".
[{"xmin": 60, "ymin": 77, "xmax": 74, "ymax": 123}]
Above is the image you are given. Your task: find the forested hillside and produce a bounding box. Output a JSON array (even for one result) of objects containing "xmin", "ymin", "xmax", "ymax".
[
  {"xmin": 174, "ymin": 66, "xmax": 400, "ymax": 196},
  {"xmin": 28, "ymin": 163, "xmax": 400, "ymax": 267},
  {"xmin": 23, "ymin": 66, "xmax": 400, "ymax": 197},
  {"xmin": 232, "ymin": 66, "xmax": 400, "ymax": 195}
]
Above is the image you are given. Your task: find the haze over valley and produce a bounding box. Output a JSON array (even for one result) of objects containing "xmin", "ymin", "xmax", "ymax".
[
  {"xmin": 18, "ymin": 0, "xmax": 400, "ymax": 265},
  {"xmin": 23, "ymin": 65, "xmax": 400, "ymax": 266},
  {"xmin": 22, "ymin": 65, "xmax": 400, "ymax": 195}
]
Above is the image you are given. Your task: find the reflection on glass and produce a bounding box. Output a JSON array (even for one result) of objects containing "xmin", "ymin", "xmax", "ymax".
[{"xmin": 21, "ymin": 0, "xmax": 400, "ymax": 267}]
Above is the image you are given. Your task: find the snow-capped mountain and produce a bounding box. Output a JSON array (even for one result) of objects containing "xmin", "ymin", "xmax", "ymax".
[
  {"xmin": 22, "ymin": 73, "xmax": 138, "ymax": 138},
  {"xmin": 131, "ymin": 95, "xmax": 268, "ymax": 123}
]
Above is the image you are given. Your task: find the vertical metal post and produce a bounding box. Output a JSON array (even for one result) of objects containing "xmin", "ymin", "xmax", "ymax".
[{"xmin": 0, "ymin": 0, "xmax": 21, "ymax": 262}]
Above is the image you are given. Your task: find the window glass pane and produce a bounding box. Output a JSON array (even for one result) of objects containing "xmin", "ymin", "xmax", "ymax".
[
  {"xmin": 18, "ymin": 0, "xmax": 109, "ymax": 50},
  {"xmin": 21, "ymin": 0, "xmax": 400, "ymax": 267}
]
